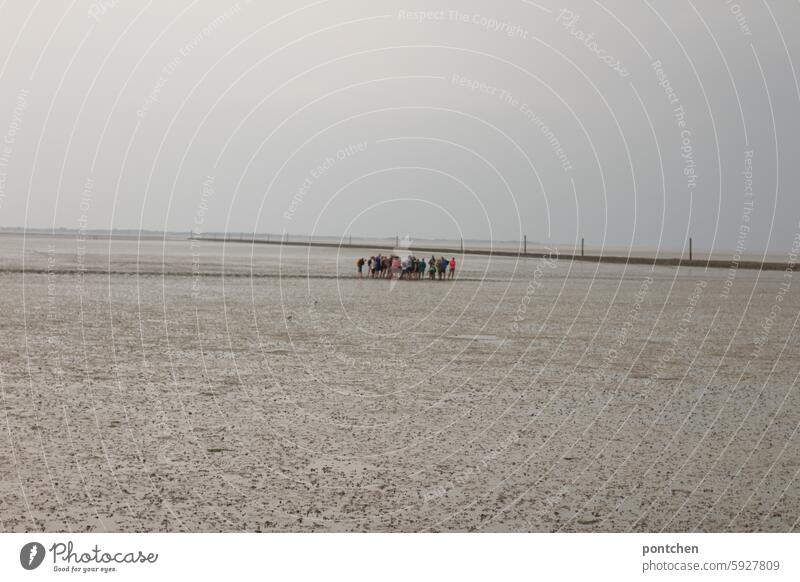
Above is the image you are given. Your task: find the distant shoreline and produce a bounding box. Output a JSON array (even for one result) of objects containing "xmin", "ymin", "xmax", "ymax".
[
  {"xmin": 197, "ymin": 236, "xmax": 795, "ymax": 273},
  {"xmin": 0, "ymin": 230, "xmax": 795, "ymax": 272}
]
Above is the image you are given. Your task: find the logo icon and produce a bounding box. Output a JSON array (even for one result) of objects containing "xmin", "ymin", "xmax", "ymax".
[{"xmin": 20, "ymin": 542, "xmax": 45, "ymax": 570}]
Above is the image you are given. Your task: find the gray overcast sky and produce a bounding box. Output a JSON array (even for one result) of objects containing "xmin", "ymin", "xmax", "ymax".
[{"xmin": 0, "ymin": 0, "xmax": 798, "ymax": 254}]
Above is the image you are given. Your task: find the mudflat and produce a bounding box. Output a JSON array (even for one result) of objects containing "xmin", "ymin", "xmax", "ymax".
[{"xmin": 1, "ymin": 235, "xmax": 797, "ymax": 531}]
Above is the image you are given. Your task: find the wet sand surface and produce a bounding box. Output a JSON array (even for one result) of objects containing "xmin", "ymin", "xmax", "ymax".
[{"xmin": 1, "ymin": 235, "xmax": 798, "ymax": 532}]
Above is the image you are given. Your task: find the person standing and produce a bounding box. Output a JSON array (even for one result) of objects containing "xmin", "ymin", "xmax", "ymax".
[
  {"xmin": 356, "ymin": 257, "xmax": 365, "ymax": 278},
  {"xmin": 448, "ymin": 257, "xmax": 456, "ymax": 279},
  {"xmin": 375, "ymin": 253, "xmax": 383, "ymax": 278},
  {"xmin": 439, "ymin": 256, "xmax": 448, "ymax": 280}
]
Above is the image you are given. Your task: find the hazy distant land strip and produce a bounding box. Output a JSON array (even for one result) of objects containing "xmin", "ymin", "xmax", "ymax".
[
  {"xmin": 195, "ymin": 236, "xmax": 798, "ymax": 272},
  {"xmin": 0, "ymin": 229, "xmax": 795, "ymax": 272},
  {"xmin": 0, "ymin": 268, "xmax": 511, "ymax": 282}
]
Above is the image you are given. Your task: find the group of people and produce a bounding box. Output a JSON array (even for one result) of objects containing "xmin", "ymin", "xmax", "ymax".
[{"xmin": 356, "ymin": 254, "xmax": 456, "ymax": 280}]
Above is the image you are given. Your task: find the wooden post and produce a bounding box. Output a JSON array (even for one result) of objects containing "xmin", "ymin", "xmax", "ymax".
[
  {"xmin": 524, "ymin": 235, "xmax": 527, "ymax": 254},
  {"xmin": 460, "ymin": 237, "xmax": 464, "ymax": 254},
  {"xmin": 689, "ymin": 237, "xmax": 693, "ymax": 261},
  {"xmin": 581, "ymin": 237, "xmax": 584, "ymax": 257}
]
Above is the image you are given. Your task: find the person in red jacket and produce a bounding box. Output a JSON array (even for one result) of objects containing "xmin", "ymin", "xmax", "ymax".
[{"xmin": 448, "ymin": 257, "xmax": 456, "ymax": 279}]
